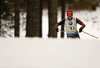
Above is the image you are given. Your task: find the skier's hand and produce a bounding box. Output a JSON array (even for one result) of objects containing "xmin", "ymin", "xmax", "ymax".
[
  {"xmin": 79, "ymin": 27, "xmax": 83, "ymax": 33},
  {"xmin": 55, "ymin": 28, "xmax": 59, "ymax": 32},
  {"xmin": 55, "ymin": 23, "xmax": 58, "ymax": 28},
  {"xmin": 55, "ymin": 23, "xmax": 59, "ymax": 32}
]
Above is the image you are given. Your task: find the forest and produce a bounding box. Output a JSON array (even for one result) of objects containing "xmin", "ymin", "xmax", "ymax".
[{"xmin": 0, "ymin": 0, "xmax": 100, "ymax": 38}]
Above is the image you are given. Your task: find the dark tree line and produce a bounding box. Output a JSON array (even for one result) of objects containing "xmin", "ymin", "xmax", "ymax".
[
  {"xmin": 14, "ymin": 0, "xmax": 43, "ymax": 37},
  {"xmin": 0, "ymin": 0, "xmax": 79, "ymax": 38},
  {"xmin": 26, "ymin": 0, "xmax": 59, "ymax": 38},
  {"xmin": 3, "ymin": 0, "xmax": 98, "ymax": 38},
  {"xmin": 0, "ymin": 0, "xmax": 66, "ymax": 38}
]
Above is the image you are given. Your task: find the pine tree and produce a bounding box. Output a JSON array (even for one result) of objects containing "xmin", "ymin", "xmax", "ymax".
[
  {"xmin": 0, "ymin": 0, "xmax": 11, "ymax": 36},
  {"xmin": 14, "ymin": 0, "xmax": 20, "ymax": 37},
  {"xmin": 61, "ymin": 0, "xmax": 65, "ymax": 38},
  {"xmin": 0, "ymin": 10, "xmax": 1, "ymax": 36},
  {"xmin": 26, "ymin": 0, "xmax": 33, "ymax": 37},
  {"xmin": 40, "ymin": 0, "xmax": 42, "ymax": 37},
  {"xmin": 26, "ymin": 0, "xmax": 41, "ymax": 37},
  {"xmin": 0, "ymin": 1, "xmax": 1, "ymax": 36},
  {"xmin": 48, "ymin": 0, "xmax": 58, "ymax": 38}
]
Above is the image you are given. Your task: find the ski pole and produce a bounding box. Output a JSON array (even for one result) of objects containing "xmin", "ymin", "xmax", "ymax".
[
  {"xmin": 82, "ymin": 31, "xmax": 99, "ymax": 39},
  {"xmin": 59, "ymin": 30, "xmax": 99, "ymax": 39},
  {"xmin": 59, "ymin": 30, "xmax": 66, "ymax": 32}
]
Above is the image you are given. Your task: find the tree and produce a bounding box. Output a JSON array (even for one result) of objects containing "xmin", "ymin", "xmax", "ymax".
[
  {"xmin": 0, "ymin": 0, "xmax": 11, "ymax": 36},
  {"xmin": 61, "ymin": 0, "xmax": 65, "ymax": 38},
  {"xmin": 40, "ymin": 0, "xmax": 42, "ymax": 37},
  {"xmin": 26, "ymin": 0, "xmax": 33, "ymax": 37},
  {"xmin": 0, "ymin": 2, "xmax": 1, "ymax": 36},
  {"xmin": 14, "ymin": 0, "xmax": 20, "ymax": 37},
  {"xmin": 26, "ymin": 0, "xmax": 41, "ymax": 37},
  {"xmin": 48, "ymin": 0, "xmax": 58, "ymax": 37}
]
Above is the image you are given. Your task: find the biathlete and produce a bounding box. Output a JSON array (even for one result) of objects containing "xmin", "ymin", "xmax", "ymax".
[{"xmin": 55, "ymin": 10, "xmax": 86, "ymax": 38}]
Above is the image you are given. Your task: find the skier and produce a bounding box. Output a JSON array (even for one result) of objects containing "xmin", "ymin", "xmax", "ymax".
[{"xmin": 55, "ymin": 10, "xmax": 86, "ymax": 38}]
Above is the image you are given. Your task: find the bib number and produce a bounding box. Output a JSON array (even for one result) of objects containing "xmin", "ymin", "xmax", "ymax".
[{"xmin": 70, "ymin": 27, "xmax": 75, "ymax": 30}]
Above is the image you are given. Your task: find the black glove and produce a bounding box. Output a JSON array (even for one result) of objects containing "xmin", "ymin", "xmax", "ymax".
[
  {"xmin": 79, "ymin": 27, "xmax": 83, "ymax": 33},
  {"xmin": 55, "ymin": 28, "xmax": 59, "ymax": 32}
]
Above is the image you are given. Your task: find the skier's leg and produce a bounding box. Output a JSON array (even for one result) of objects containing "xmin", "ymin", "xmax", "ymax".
[
  {"xmin": 67, "ymin": 34, "xmax": 80, "ymax": 39},
  {"xmin": 73, "ymin": 34, "xmax": 80, "ymax": 39}
]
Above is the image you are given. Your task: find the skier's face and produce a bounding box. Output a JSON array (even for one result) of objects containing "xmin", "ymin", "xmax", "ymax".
[{"xmin": 67, "ymin": 14, "xmax": 73, "ymax": 20}]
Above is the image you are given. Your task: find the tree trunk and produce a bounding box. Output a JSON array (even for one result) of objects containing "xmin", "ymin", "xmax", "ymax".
[
  {"xmin": 48, "ymin": 0, "xmax": 58, "ymax": 38},
  {"xmin": 0, "ymin": 10, "xmax": 1, "ymax": 36},
  {"xmin": 32, "ymin": 0, "xmax": 41, "ymax": 37},
  {"xmin": 40, "ymin": 0, "xmax": 42, "ymax": 37},
  {"xmin": 0, "ymin": 1, "xmax": 1, "ymax": 36},
  {"xmin": 26, "ymin": 0, "xmax": 34, "ymax": 37},
  {"xmin": 14, "ymin": 0, "xmax": 20, "ymax": 37},
  {"xmin": 26, "ymin": 0, "xmax": 41, "ymax": 37},
  {"xmin": 61, "ymin": 0, "xmax": 65, "ymax": 38}
]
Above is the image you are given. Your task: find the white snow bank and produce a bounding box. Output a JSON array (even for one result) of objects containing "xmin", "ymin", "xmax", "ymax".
[{"xmin": 0, "ymin": 38, "xmax": 100, "ymax": 68}]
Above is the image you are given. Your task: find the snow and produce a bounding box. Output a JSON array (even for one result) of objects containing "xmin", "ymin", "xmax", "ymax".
[
  {"xmin": 0, "ymin": 38, "xmax": 100, "ymax": 68},
  {"xmin": 42, "ymin": 9, "xmax": 48, "ymax": 39}
]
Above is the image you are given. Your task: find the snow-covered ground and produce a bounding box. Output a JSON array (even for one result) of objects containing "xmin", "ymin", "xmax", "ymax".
[{"xmin": 0, "ymin": 38, "xmax": 100, "ymax": 68}]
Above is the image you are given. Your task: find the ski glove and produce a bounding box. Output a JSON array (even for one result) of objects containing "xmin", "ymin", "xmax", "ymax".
[
  {"xmin": 55, "ymin": 28, "xmax": 59, "ymax": 32},
  {"xmin": 55, "ymin": 23, "xmax": 58, "ymax": 28},
  {"xmin": 79, "ymin": 27, "xmax": 83, "ymax": 33},
  {"xmin": 55, "ymin": 23, "xmax": 59, "ymax": 32}
]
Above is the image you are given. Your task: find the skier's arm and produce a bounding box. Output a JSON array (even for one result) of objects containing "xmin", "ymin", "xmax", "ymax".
[
  {"xmin": 55, "ymin": 19, "xmax": 65, "ymax": 29},
  {"xmin": 76, "ymin": 18, "xmax": 86, "ymax": 32},
  {"xmin": 55, "ymin": 19, "xmax": 65, "ymax": 32}
]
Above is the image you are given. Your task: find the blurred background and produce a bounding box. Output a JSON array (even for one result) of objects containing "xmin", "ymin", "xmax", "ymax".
[{"xmin": 0, "ymin": 0, "xmax": 100, "ymax": 39}]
